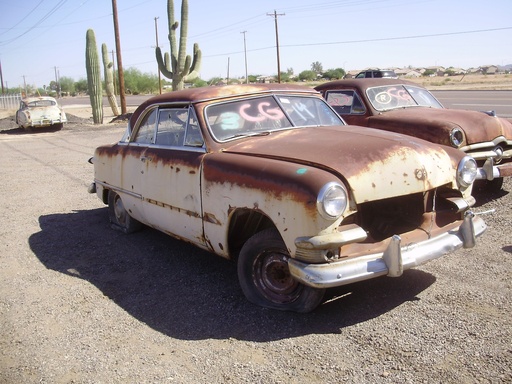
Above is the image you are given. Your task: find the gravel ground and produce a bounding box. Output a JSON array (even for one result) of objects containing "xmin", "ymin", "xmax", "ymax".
[{"xmin": 0, "ymin": 115, "xmax": 510, "ymax": 383}]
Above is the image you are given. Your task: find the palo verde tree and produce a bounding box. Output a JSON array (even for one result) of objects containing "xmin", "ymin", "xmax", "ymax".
[{"xmin": 155, "ymin": 0, "xmax": 202, "ymax": 91}]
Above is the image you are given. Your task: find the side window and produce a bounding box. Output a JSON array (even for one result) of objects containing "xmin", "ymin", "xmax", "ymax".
[
  {"xmin": 133, "ymin": 108, "xmax": 157, "ymax": 144},
  {"xmin": 351, "ymin": 92, "xmax": 366, "ymax": 114},
  {"xmin": 155, "ymin": 108, "xmax": 187, "ymax": 146},
  {"xmin": 184, "ymin": 108, "xmax": 204, "ymax": 147},
  {"xmin": 325, "ymin": 90, "xmax": 366, "ymax": 115}
]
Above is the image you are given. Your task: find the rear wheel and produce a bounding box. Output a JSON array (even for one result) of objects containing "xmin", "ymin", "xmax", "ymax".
[
  {"xmin": 237, "ymin": 228, "xmax": 325, "ymax": 312},
  {"xmin": 108, "ymin": 190, "xmax": 142, "ymax": 234}
]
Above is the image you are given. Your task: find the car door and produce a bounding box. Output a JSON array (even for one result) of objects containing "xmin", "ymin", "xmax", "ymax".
[
  {"xmin": 117, "ymin": 107, "xmax": 159, "ymax": 224},
  {"xmin": 141, "ymin": 106, "xmax": 207, "ymax": 247}
]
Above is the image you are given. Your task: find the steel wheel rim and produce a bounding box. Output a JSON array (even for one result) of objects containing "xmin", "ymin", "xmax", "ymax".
[
  {"xmin": 253, "ymin": 249, "xmax": 302, "ymax": 304},
  {"xmin": 113, "ymin": 195, "xmax": 127, "ymax": 226}
]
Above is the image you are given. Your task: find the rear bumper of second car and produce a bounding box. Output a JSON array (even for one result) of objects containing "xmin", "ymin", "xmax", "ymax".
[
  {"xmin": 288, "ymin": 212, "xmax": 486, "ymax": 289},
  {"xmin": 28, "ymin": 117, "xmax": 67, "ymax": 127}
]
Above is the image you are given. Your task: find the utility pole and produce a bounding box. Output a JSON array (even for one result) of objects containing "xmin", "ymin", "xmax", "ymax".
[
  {"xmin": 227, "ymin": 57, "xmax": 230, "ymax": 85},
  {"xmin": 267, "ymin": 10, "xmax": 285, "ymax": 83},
  {"xmin": 0, "ymin": 59, "xmax": 5, "ymax": 95},
  {"xmin": 112, "ymin": 0, "xmax": 126, "ymax": 114},
  {"xmin": 241, "ymin": 31, "xmax": 248, "ymax": 84},
  {"xmin": 154, "ymin": 17, "xmax": 162, "ymax": 94},
  {"xmin": 54, "ymin": 66, "xmax": 60, "ymax": 98}
]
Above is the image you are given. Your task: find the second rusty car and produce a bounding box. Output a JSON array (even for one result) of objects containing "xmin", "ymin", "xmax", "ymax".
[
  {"xmin": 89, "ymin": 84, "xmax": 485, "ymax": 312},
  {"xmin": 315, "ymin": 78, "xmax": 512, "ymax": 191},
  {"xmin": 15, "ymin": 96, "xmax": 67, "ymax": 130}
]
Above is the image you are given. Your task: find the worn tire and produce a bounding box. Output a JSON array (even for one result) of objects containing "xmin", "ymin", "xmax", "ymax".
[
  {"xmin": 237, "ymin": 228, "xmax": 325, "ymax": 312},
  {"xmin": 107, "ymin": 190, "xmax": 142, "ymax": 234}
]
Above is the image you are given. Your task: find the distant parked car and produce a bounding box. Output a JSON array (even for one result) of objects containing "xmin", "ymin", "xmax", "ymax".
[
  {"xmin": 15, "ymin": 96, "xmax": 67, "ymax": 130},
  {"xmin": 88, "ymin": 84, "xmax": 485, "ymax": 312},
  {"xmin": 354, "ymin": 69, "xmax": 398, "ymax": 79},
  {"xmin": 315, "ymin": 78, "xmax": 512, "ymax": 191}
]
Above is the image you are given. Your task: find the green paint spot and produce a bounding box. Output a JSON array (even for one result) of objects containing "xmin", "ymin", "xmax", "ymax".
[{"xmin": 296, "ymin": 168, "xmax": 307, "ymax": 175}]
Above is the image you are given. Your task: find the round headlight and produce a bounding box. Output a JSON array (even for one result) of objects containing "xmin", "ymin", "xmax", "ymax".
[
  {"xmin": 450, "ymin": 128, "xmax": 464, "ymax": 147},
  {"xmin": 457, "ymin": 156, "xmax": 477, "ymax": 188},
  {"xmin": 317, "ymin": 182, "xmax": 348, "ymax": 219}
]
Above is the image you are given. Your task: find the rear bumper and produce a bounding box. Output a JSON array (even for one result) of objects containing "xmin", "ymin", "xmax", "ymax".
[
  {"xmin": 288, "ymin": 212, "xmax": 486, "ymax": 289},
  {"xmin": 28, "ymin": 117, "xmax": 67, "ymax": 127}
]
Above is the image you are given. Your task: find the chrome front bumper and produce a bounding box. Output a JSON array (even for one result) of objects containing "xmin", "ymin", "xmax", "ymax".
[
  {"xmin": 476, "ymin": 157, "xmax": 512, "ymax": 180},
  {"xmin": 288, "ymin": 212, "xmax": 486, "ymax": 289}
]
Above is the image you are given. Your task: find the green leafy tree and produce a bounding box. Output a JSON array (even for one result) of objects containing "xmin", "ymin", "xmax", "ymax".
[
  {"xmin": 311, "ymin": 61, "xmax": 323, "ymax": 74},
  {"xmin": 74, "ymin": 78, "xmax": 88, "ymax": 94},
  {"xmin": 247, "ymin": 74, "xmax": 260, "ymax": 83},
  {"xmin": 123, "ymin": 68, "xmax": 159, "ymax": 94},
  {"xmin": 191, "ymin": 78, "xmax": 207, "ymax": 88},
  {"xmin": 298, "ymin": 70, "xmax": 317, "ymax": 81},
  {"xmin": 322, "ymin": 68, "xmax": 345, "ymax": 80},
  {"xmin": 58, "ymin": 76, "xmax": 76, "ymax": 94}
]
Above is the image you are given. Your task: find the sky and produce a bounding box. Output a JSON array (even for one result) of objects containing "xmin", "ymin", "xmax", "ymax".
[{"xmin": 0, "ymin": 0, "xmax": 511, "ymax": 90}]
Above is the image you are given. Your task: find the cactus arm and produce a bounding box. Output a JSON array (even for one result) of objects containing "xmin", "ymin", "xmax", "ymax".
[
  {"xmin": 156, "ymin": 46, "xmax": 174, "ymax": 79},
  {"xmin": 102, "ymin": 43, "xmax": 120, "ymax": 116}
]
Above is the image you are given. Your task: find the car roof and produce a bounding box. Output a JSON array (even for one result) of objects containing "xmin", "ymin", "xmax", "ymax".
[
  {"xmin": 130, "ymin": 83, "xmax": 321, "ymax": 126},
  {"xmin": 315, "ymin": 78, "xmax": 419, "ymax": 92},
  {"xmin": 22, "ymin": 96, "xmax": 57, "ymax": 103}
]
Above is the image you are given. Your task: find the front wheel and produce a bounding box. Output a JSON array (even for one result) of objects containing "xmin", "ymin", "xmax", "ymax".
[
  {"xmin": 237, "ymin": 228, "xmax": 325, "ymax": 312},
  {"xmin": 108, "ymin": 190, "xmax": 142, "ymax": 234}
]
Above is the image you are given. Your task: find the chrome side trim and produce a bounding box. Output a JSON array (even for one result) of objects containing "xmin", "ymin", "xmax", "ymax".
[{"xmin": 94, "ymin": 180, "xmax": 142, "ymax": 200}]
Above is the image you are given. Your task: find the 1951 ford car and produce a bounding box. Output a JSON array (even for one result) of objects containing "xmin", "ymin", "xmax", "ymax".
[
  {"xmin": 315, "ymin": 79, "xmax": 512, "ymax": 191},
  {"xmin": 88, "ymin": 84, "xmax": 486, "ymax": 312}
]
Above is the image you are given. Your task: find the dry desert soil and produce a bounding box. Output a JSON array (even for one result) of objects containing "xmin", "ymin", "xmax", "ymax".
[{"xmin": 0, "ymin": 84, "xmax": 511, "ymax": 383}]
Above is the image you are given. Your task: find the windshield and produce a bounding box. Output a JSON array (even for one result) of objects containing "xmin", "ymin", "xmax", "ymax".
[
  {"xmin": 366, "ymin": 84, "xmax": 443, "ymax": 111},
  {"xmin": 205, "ymin": 95, "xmax": 343, "ymax": 142},
  {"xmin": 27, "ymin": 100, "xmax": 56, "ymax": 108}
]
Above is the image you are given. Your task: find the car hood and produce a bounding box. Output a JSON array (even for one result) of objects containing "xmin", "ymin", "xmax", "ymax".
[
  {"xmin": 222, "ymin": 126, "xmax": 461, "ymax": 203},
  {"xmin": 368, "ymin": 107, "xmax": 512, "ymax": 146}
]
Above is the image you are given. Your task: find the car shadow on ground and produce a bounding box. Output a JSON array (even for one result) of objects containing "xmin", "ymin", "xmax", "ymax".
[
  {"xmin": 473, "ymin": 186, "xmax": 509, "ymax": 207},
  {"xmin": 0, "ymin": 126, "xmax": 62, "ymax": 135},
  {"xmin": 29, "ymin": 208, "xmax": 436, "ymax": 342}
]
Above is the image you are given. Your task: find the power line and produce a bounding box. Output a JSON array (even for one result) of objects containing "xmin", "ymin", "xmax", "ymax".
[{"xmin": 278, "ymin": 26, "xmax": 512, "ymax": 48}]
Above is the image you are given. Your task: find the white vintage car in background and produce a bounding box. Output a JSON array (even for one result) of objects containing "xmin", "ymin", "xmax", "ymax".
[
  {"xmin": 15, "ymin": 96, "xmax": 67, "ymax": 130},
  {"xmin": 88, "ymin": 84, "xmax": 486, "ymax": 312}
]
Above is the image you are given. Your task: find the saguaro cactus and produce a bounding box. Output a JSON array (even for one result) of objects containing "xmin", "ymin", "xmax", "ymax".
[
  {"xmin": 102, "ymin": 43, "xmax": 120, "ymax": 116},
  {"xmin": 85, "ymin": 29, "xmax": 103, "ymax": 124},
  {"xmin": 155, "ymin": 0, "xmax": 202, "ymax": 91}
]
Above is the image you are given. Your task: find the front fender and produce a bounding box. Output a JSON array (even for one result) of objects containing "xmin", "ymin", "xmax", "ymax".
[{"xmin": 201, "ymin": 152, "xmax": 347, "ymax": 257}]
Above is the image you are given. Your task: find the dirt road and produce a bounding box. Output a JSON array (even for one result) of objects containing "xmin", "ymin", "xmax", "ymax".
[{"xmin": 0, "ymin": 117, "xmax": 511, "ymax": 383}]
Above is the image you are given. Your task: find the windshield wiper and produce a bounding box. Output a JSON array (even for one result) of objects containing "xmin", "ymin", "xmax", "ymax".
[{"xmin": 223, "ymin": 131, "xmax": 272, "ymax": 140}]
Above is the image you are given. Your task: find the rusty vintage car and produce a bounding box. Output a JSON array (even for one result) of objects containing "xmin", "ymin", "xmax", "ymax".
[
  {"xmin": 315, "ymin": 79, "xmax": 512, "ymax": 191},
  {"xmin": 88, "ymin": 84, "xmax": 486, "ymax": 312},
  {"xmin": 15, "ymin": 96, "xmax": 67, "ymax": 130}
]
